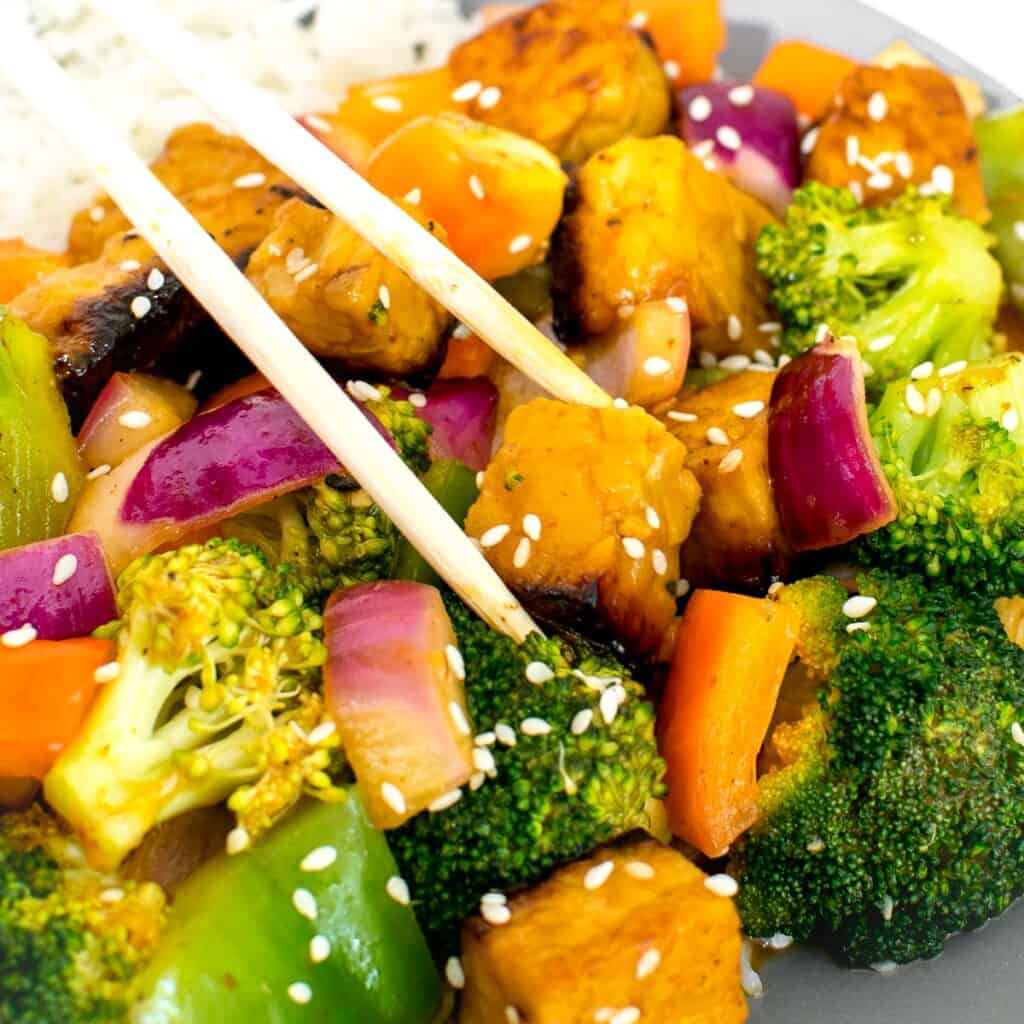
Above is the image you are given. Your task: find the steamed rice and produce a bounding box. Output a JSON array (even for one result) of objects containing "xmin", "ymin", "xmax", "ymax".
[{"xmin": 1, "ymin": 0, "xmax": 479, "ymax": 248}]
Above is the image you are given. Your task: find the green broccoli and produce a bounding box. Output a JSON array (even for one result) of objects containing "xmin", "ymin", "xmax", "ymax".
[
  {"xmin": 0, "ymin": 805, "xmax": 166, "ymax": 1023},
  {"xmin": 731, "ymin": 570, "xmax": 1024, "ymax": 966},
  {"xmin": 365, "ymin": 387, "xmax": 431, "ymax": 474},
  {"xmin": 43, "ymin": 538, "xmax": 346, "ymax": 870},
  {"xmin": 388, "ymin": 593, "xmax": 666, "ymax": 959},
  {"xmin": 756, "ymin": 184, "xmax": 1002, "ymax": 386},
  {"xmin": 977, "ymin": 107, "xmax": 1024, "ymax": 310},
  {"xmin": 859, "ymin": 352, "xmax": 1024, "ymax": 592}
]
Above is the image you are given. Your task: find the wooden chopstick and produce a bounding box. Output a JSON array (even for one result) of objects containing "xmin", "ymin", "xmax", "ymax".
[
  {"xmin": 88, "ymin": 0, "xmax": 612, "ymax": 410},
  {"xmin": 0, "ymin": 11, "xmax": 539, "ymax": 645}
]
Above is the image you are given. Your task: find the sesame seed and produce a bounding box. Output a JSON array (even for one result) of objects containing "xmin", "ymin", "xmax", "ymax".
[
  {"xmin": 706, "ymin": 426, "xmax": 729, "ymax": 446},
  {"xmin": 478, "ymin": 86, "xmax": 502, "ymax": 109},
  {"xmin": 1003, "ymin": 408, "xmax": 1020, "ymax": 432},
  {"xmin": 449, "ymin": 701, "xmax": 472, "ymax": 736},
  {"xmin": 599, "ymin": 684, "xmax": 625, "ymax": 724},
  {"xmin": 469, "ymin": 772, "xmax": 485, "ymax": 790},
  {"xmin": 475, "ymin": 731, "xmax": 496, "ymax": 746},
  {"xmin": 759, "ymin": 321, "xmax": 783, "ymax": 335},
  {"xmin": 612, "ymin": 397, "xmax": 629, "ymax": 409},
  {"xmin": 94, "ymin": 660, "xmax": 120, "ymax": 682},
  {"xmin": 843, "ymin": 594, "xmax": 877, "ymax": 618},
  {"xmin": 910, "ymin": 361, "xmax": 934, "ymax": 380},
  {"xmin": 801, "ymin": 126, "xmax": 820, "ymax": 156},
  {"xmin": 386, "ymin": 876, "xmax": 410, "ymax": 905},
  {"xmin": 130, "ymin": 295, "xmax": 152, "ymax": 319},
  {"xmin": 468, "ymin": 174, "xmax": 486, "ymax": 200},
  {"xmin": 932, "ymin": 164, "xmax": 954, "ymax": 194},
  {"xmin": 52, "ymin": 553, "xmax": 78, "ymax": 586},
  {"xmin": 716, "ymin": 125, "xmax": 741, "ymax": 151},
  {"xmin": 764, "ymin": 932, "xmax": 794, "ymax": 950},
  {"xmin": 634, "ymin": 946, "xmax": 659, "ymax": 978},
  {"xmin": 371, "ymin": 95, "xmax": 403, "ymax": 112},
  {"xmin": 375, "ymin": 285, "xmax": 390, "ymax": 312},
  {"xmin": 1012, "ymin": 722, "xmax": 1024, "ymax": 747},
  {"xmin": 480, "ymin": 524, "xmax": 510, "ymax": 547},
  {"xmin": 1, "ymin": 624, "xmax": 36, "ymax": 649},
  {"xmin": 846, "ymin": 135, "xmax": 860, "ymax": 166},
  {"xmin": 925, "ymin": 388, "xmax": 942, "ymax": 418},
  {"xmin": 429, "ymin": 788, "xmax": 463, "ymax": 812},
  {"xmin": 481, "ymin": 891, "xmax": 507, "ymax": 905},
  {"xmin": 232, "ymin": 171, "xmax": 266, "ymax": 190},
  {"xmin": 732, "ymin": 400, "xmax": 765, "ymax": 419},
  {"xmin": 741, "ymin": 941, "xmax": 764, "ymax": 999},
  {"xmin": 146, "ymin": 268, "xmax": 165, "ymax": 291},
  {"xmin": 718, "ymin": 448, "xmax": 744, "ymax": 474},
  {"xmin": 905, "ymin": 383, "xmax": 926, "ymax": 415},
  {"xmin": 807, "ymin": 837, "xmax": 825, "ymax": 853},
  {"xmin": 285, "ymin": 247, "xmax": 307, "ymax": 273},
  {"xmin": 571, "ymin": 709, "xmax": 593, "ymax": 735},
  {"xmin": 1014, "ymin": 221, "xmax": 1024, "ymax": 242},
  {"xmin": 625, "ymin": 860, "xmax": 655, "ymax": 880},
  {"xmin": 481, "ymin": 901, "xmax": 511, "ymax": 925},
  {"xmin": 753, "ymin": 348, "xmax": 775, "ymax": 366},
  {"xmin": 938, "ymin": 360, "xmax": 967, "ymax": 377},
  {"xmin": 308, "ymin": 934, "xmax": 331, "ymax": 964},
  {"xmin": 404, "ymin": 187, "xmax": 422, "ymax": 204},
  {"xmin": 691, "ymin": 138, "xmax": 715, "ymax": 160},
  {"xmin": 666, "ymin": 296, "xmax": 688, "ymax": 314},
  {"xmin": 643, "ymin": 355, "xmax": 672, "ymax": 376},
  {"xmin": 848, "ymin": 180, "xmax": 865, "ymax": 202},
  {"xmin": 185, "ymin": 370, "xmax": 203, "ymax": 391},
  {"xmin": 667, "ymin": 410, "xmax": 697, "ymax": 423},
  {"xmin": 306, "ymin": 721, "xmax": 336, "ymax": 747},
  {"xmin": 287, "ymin": 982, "xmax": 312, "ymax": 1005},
  {"xmin": 728, "ymin": 84, "xmax": 755, "ymax": 106},
  {"xmin": 293, "ymin": 262, "xmax": 319, "ymax": 284},
  {"xmin": 516, "ymin": 514, "xmax": 541, "ymax": 544},
  {"xmin": 895, "ymin": 151, "xmax": 913, "ymax": 178},
  {"xmin": 99, "ymin": 887, "xmax": 124, "ymax": 903},
  {"xmin": 584, "ymin": 860, "xmax": 615, "ymax": 890},
  {"xmin": 688, "ymin": 95, "xmax": 712, "ymax": 122},
  {"xmin": 866, "ymin": 171, "xmax": 893, "ymax": 190},
  {"xmin": 720, "ymin": 354, "xmax": 752, "ymax": 372},
  {"xmin": 118, "ymin": 410, "xmax": 152, "ymax": 430},
  {"xmin": 452, "ymin": 80, "xmax": 482, "ymax": 102},
  {"xmin": 768, "ymin": 581, "xmax": 784, "ymax": 596},
  {"xmin": 677, "ymin": 578, "xmax": 691, "ymax": 598},
  {"xmin": 506, "ymin": 1007, "xmax": 521, "ymax": 1024},
  {"xmin": 622, "ymin": 536, "xmax": 646, "ymax": 559},
  {"xmin": 406, "ymin": 392, "xmax": 427, "ymax": 410},
  {"xmin": 651, "ymin": 549, "xmax": 668, "ymax": 576},
  {"xmin": 521, "ymin": 717, "xmax": 551, "ymax": 737},
  {"xmin": 492, "ymin": 723, "xmax": 515, "ymax": 747},
  {"xmin": 89, "ymin": 204, "xmax": 106, "ymax": 222},
  {"xmin": 704, "ymin": 873, "xmax": 739, "ymax": 897},
  {"xmin": 473, "ymin": 746, "xmax": 497, "ymax": 775},
  {"xmin": 446, "ymin": 956, "xmax": 466, "ymax": 989},
  {"xmin": 610, "ymin": 1009, "xmax": 640, "ymax": 1024},
  {"xmin": 778, "ymin": 354, "xmax": 792, "ymax": 368},
  {"xmin": 346, "ymin": 380, "xmax": 382, "ymax": 403},
  {"xmin": 643, "ymin": 507, "xmax": 661, "ymax": 532},
  {"xmin": 847, "ymin": 622, "xmax": 871, "ymax": 634},
  {"xmin": 629, "ymin": 10, "xmax": 649, "ymax": 28},
  {"xmin": 293, "ymin": 888, "xmax": 318, "ymax": 920},
  {"xmin": 867, "ymin": 91, "xmax": 888, "ymax": 121},
  {"xmin": 381, "ymin": 782, "xmax": 407, "ymax": 815},
  {"xmin": 508, "ymin": 233, "xmax": 532, "ymax": 254},
  {"xmin": 525, "ymin": 661, "xmax": 554, "ymax": 684},
  {"xmin": 663, "ymin": 59, "xmax": 681, "ymax": 79},
  {"xmin": 120, "ymin": 259, "xmax": 142, "ymax": 272},
  {"xmin": 868, "ymin": 334, "xmax": 896, "ymax": 352},
  {"xmin": 512, "ymin": 537, "xmax": 531, "ymax": 568},
  {"xmin": 225, "ymin": 826, "xmax": 250, "ymax": 855},
  {"xmin": 698, "ymin": 350, "xmax": 718, "ymax": 369},
  {"xmin": 446, "ymin": 644, "xmax": 466, "ymax": 680}
]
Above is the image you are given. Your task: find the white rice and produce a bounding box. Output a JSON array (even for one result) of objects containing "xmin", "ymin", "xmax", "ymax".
[{"xmin": 1, "ymin": 0, "xmax": 478, "ymax": 248}]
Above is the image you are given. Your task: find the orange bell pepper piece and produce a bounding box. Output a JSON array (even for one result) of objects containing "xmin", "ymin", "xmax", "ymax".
[
  {"xmin": 0, "ymin": 637, "xmax": 113, "ymax": 779},
  {"xmin": 0, "ymin": 238, "xmax": 69, "ymax": 303},
  {"xmin": 753, "ymin": 40, "xmax": 857, "ymax": 121},
  {"xmin": 628, "ymin": 0, "xmax": 727, "ymax": 87},
  {"xmin": 658, "ymin": 590, "xmax": 800, "ymax": 857}
]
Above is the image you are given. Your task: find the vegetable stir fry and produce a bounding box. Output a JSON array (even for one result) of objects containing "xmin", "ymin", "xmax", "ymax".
[{"xmin": 2, "ymin": 1, "xmax": 1024, "ymax": 1021}]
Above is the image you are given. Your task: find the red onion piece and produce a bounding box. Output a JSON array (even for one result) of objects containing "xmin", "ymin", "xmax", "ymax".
[
  {"xmin": 679, "ymin": 82, "xmax": 801, "ymax": 214},
  {"xmin": 768, "ymin": 336, "xmax": 897, "ymax": 551},
  {"xmin": 78, "ymin": 372, "xmax": 198, "ymax": 472},
  {"xmin": 323, "ymin": 581, "xmax": 475, "ymax": 829},
  {"xmin": 0, "ymin": 532, "xmax": 116, "ymax": 639}
]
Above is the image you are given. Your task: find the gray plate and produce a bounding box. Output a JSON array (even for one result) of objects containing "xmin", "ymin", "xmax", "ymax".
[{"xmin": 458, "ymin": 1, "xmax": 1021, "ymax": 1020}]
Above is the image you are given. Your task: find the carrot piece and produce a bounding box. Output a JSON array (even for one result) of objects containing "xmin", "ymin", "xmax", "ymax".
[
  {"xmin": 658, "ymin": 590, "xmax": 799, "ymax": 857},
  {"xmin": 753, "ymin": 40, "xmax": 857, "ymax": 121},
  {"xmin": 0, "ymin": 238, "xmax": 69, "ymax": 303},
  {"xmin": 0, "ymin": 637, "xmax": 113, "ymax": 779},
  {"xmin": 628, "ymin": 0, "xmax": 727, "ymax": 88},
  {"xmin": 300, "ymin": 67, "xmax": 457, "ymax": 174},
  {"xmin": 199, "ymin": 372, "xmax": 271, "ymax": 412},
  {"xmin": 439, "ymin": 331, "xmax": 497, "ymax": 379}
]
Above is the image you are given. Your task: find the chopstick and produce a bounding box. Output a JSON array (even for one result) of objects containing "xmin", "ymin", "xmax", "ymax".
[
  {"xmin": 87, "ymin": 0, "xmax": 612, "ymax": 410},
  {"xmin": 0, "ymin": 12, "xmax": 539, "ymax": 645}
]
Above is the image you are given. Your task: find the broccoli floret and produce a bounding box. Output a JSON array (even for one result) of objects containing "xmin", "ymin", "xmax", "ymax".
[
  {"xmin": 0, "ymin": 805, "xmax": 165, "ymax": 1023},
  {"xmin": 732, "ymin": 571, "xmax": 1024, "ymax": 966},
  {"xmin": 43, "ymin": 538, "xmax": 346, "ymax": 870},
  {"xmin": 365, "ymin": 387, "xmax": 432, "ymax": 474},
  {"xmin": 756, "ymin": 184, "xmax": 1002, "ymax": 386},
  {"xmin": 388, "ymin": 593, "xmax": 666, "ymax": 959},
  {"xmin": 860, "ymin": 353, "xmax": 1024, "ymax": 592}
]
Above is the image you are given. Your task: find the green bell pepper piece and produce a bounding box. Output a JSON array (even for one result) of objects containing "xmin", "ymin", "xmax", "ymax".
[
  {"xmin": 977, "ymin": 106, "xmax": 1024, "ymax": 309},
  {"xmin": 394, "ymin": 459, "xmax": 479, "ymax": 585},
  {"xmin": 492, "ymin": 264, "xmax": 553, "ymax": 323},
  {"xmin": 133, "ymin": 794, "xmax": 442, "ymax": 1023},
  {"xmin": 0, "ymin": 310, "xmax": 82, "ymax": 549}
]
